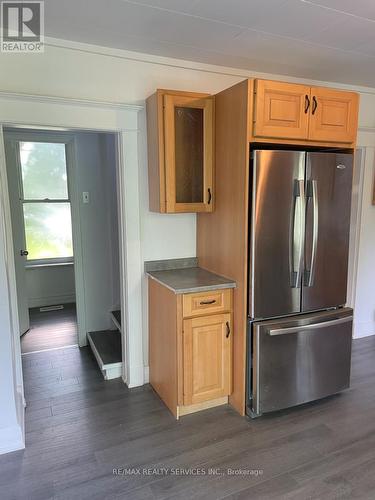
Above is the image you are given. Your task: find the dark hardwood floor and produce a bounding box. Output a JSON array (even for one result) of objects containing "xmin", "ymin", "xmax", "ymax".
[
  {"xmin": 2, "ymin": 336, "xmax": 375, "ymax": 499},
  {"xmin": 21, "ymin": 304, "xmax": 78, "ymax": 354}
]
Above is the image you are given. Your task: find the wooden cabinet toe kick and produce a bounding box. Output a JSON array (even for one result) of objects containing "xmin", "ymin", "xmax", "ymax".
[{"xmin": 177, "ymin": 396, "xmax": 228, "ymax": 419}]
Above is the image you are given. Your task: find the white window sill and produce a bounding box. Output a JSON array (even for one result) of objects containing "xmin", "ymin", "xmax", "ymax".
[{"xmin": 25, "ymin": 262, "xmax": 74, "ymax": 269}]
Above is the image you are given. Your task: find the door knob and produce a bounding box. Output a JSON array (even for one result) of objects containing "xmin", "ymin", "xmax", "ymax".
[{"xmin": 20, "ymin": 250, "xmax": 29, "ymax": 257}]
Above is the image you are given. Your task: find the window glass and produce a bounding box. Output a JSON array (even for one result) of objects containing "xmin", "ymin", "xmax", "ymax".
[
  {"xmin": 20, "ymin": 142, "xmax": 68, "ymax": 200},
  {"xmin": 174, "ymin": 107, "xmax": 204, "ymax": 203},
  {"xmin": 23, "ymin": 203, "xmax": 73, "ymax": 260}
]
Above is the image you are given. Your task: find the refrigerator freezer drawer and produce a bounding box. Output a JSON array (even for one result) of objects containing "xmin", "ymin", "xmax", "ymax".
[{"xmin": 251, "ymin": 308, "xmax": 353, "ymax": 416}]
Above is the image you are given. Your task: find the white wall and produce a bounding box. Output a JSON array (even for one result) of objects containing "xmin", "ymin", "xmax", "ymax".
[
  {"xmin": 353, "ymin": 147, "xmax": 375, "ymax": 338},
  {"xmin": 100, "ymin": 134, "xmax": 121, "ymax": 311},
  {"xmin": 26, "ymin": 265, "xmax": 75, "ymax": 308},
  {"xmin": 73, "ymin": 131, "xmax": 120, "ymax": 333}
]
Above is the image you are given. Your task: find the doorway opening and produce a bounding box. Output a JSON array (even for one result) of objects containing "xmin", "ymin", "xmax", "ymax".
[
  {"xmin": 4, "ymin": 135, "xmax": 78, "ymax": 353},
  {"xmin": 4, "ymin": 127, "xmax": 124, "ymax": 380}
]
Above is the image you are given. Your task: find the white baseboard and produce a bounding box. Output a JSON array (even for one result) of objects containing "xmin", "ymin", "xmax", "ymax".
[
  {"xmin": 0, "ymin": 424, "xmax": 24, "ymax": 455},
  {"xmin": 144, "ymin": 365, "xmax": 149, "ymax": 383},
  {"xmin": 105, "ymin": 364, "xmax": 123, "ymax": 380},
  {"xmin": 126, "ymin": 363, "xmax": 146, "ymax": 388},
  {"xmin": 125, "ymin": 366, "xmax": 148, "ymax": 385},
  {"xmin": 28, "ymin": 293, "xmax": 76, "ymax": 308}
]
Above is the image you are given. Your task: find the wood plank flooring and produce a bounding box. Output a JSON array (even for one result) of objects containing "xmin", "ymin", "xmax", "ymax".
[
  {"xmin": 2, "ymin": 336, "xmax": 375, "ymax": 499},
  {"xmin": 21, "ymin": 304, "xmax": 78, "ymax": 353}
]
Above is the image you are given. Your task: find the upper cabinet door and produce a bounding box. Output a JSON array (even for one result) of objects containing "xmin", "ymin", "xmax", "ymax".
[
  {"xmin": 164, "ymin": 94, "xmax": 214, "ymax": 213},
  {"xmin": 254, "ymin": 80, "xmax": 311, "ymax": 140},
  {"xmin": 309, "ymin": 87, "xmax": 359, "ymax": 144}
]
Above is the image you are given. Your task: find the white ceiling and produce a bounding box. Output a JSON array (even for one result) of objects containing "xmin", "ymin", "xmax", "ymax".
[{"xmin": 44, "ymin": 0, "xmax": 375, "ymax": 87}]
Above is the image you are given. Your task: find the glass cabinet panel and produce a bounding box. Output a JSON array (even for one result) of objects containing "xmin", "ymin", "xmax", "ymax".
[{"xmin": 174, "ymin": 106, "xmax": 204, "ymax": 204}]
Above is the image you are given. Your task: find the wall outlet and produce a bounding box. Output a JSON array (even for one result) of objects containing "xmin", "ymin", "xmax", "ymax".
[{"xmin": 83, "ymin": 192, "xmax": 90, "ymax": 204}]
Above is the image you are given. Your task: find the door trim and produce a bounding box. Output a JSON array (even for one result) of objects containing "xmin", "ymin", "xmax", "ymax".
[{"xmin": 0, "ymin": 125, "xmax": 26, "ymax": 442}]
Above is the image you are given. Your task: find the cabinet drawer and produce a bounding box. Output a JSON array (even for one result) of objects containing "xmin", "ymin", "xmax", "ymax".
[{"xmin": 183, "ymin": 289, "xmax": 232, "ymax": 318}]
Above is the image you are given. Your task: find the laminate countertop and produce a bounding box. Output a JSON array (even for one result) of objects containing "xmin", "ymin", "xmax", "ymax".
[{"xmin": 146, "ymin": 265, "xmax": 236, "ymax": 295}]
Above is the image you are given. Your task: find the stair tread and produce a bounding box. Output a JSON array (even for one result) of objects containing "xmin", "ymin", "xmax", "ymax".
[{"xmin": 88, "ymin": 330, "xmax": 122, "ymax": 365}]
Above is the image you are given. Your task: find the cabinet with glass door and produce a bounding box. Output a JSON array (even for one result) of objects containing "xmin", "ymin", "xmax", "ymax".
[{"xmin": 146, "ymin": 89, "xmax": 214, "ymax": 213}]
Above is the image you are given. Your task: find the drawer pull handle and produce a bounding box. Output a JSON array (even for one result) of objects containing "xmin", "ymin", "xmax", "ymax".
[
  {"xmin": 226, "ymin": 322, "xmax": 231, "ymax": 338},
  {"xmin": 200, "ymin": 299, "xmax": 216, "ymax": 305}
]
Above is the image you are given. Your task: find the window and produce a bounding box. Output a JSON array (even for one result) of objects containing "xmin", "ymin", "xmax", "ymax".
[{"xmin": 19, "ymin": 141, "xmax": 73, "ymax": 262}]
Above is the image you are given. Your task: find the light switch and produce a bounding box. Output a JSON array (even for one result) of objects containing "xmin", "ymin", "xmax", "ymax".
[{"xmin": 83, "ymin": 192, "xmax": 90, "ymax": 204}]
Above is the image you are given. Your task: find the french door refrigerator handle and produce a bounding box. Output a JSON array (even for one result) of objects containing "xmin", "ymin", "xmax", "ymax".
[
  {"xmin": 306, "ymin": 179, "xmax": 319, "ymax": 287},
  {"xmin": 291, "ymin": 179, "xmax": 306, "ymax": 288},
  {"xmin": 268, "ymin": 315, "xmax": 353, "ymax": 336}
]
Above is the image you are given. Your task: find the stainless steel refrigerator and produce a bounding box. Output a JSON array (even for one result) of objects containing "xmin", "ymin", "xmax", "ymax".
[{"xmin": 247, "ymin": 150, "xmax": 354, "ymax": 417}]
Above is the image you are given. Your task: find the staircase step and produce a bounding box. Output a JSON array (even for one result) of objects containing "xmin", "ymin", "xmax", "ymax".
[
  {"xmin": 111, "ymin": 310, "xmax": 121, "ymax": 332},
  {"xmin": 87, "ymin": 330, "xmax": 122, "ymax": 380}
]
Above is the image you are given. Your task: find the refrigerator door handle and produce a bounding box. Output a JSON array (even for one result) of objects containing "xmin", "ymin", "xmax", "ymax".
[
  {"xmin": 291, "ymin": 179, "xmax": 306, "ymax": 288},
  {"xmin": 306, "ymin": 179, "xmax": 319, "ymax": 287},
  {"xmin": 268, "ymin": 315, "xmax": 353, "ymax": 336}
]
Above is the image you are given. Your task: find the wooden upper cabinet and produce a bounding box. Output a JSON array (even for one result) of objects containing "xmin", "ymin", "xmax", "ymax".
[
  {"xmin": 308, "ymin": 87, "xmax": 359, "ymax": 143},
  {"xmin": 254, "ymin": 80, "xmax": 311, "ymax": 140},
  {"xmin": 146, "ymin": 89, "xmax": 214, "ymax": 213},
  {"xmin": 183, "ymin": 313, "xmax": 232, "ymax": 405},
  {"xmin": 252, "ymin": 79, "xmax": 359, "ymax": 146}
]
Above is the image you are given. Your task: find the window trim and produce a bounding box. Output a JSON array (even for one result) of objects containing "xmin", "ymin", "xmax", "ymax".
[{"xmin": 25, "ymin": 257, "xmax": 74, "ymax": 268}]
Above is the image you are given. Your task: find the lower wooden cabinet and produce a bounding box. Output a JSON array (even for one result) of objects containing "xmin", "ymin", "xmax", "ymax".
[
  {"xmin": 183, "ymin": 313, "xmax": 232, "ymax": 405},
  {"xmin": 148, "ymin": 278, "xmax": 233, "ymax": 418}
]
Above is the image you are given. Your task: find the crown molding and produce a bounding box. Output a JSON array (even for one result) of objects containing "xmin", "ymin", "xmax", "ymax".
[{"xmin": 0, "ymin": 88, "xmax": 143, "ymax": 112}]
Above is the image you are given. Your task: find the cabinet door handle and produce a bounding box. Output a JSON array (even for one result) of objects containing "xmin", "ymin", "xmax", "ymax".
[
  {"xmin": 312, "ymin": 96, "xmax": 318, "ymax": 115},
  {"xmin": 207, "ymin": 188, "xmax": 212, "ymax": 205},
  {"xmin": 199, "ymin": 299, "xmax": 216, "ymax": 305},
  {"xmin": 304, "ymin": 95, "xmax": 310, "ymax": 114},
  {"xmin": 226, "ymin": 321, "xmax": 231, "ymax": 338}
]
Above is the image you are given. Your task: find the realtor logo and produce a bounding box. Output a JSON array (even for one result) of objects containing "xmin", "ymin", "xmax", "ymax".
[{"xmin": 1, "ymin": 1, "xmax": 44, "ymax": 52}]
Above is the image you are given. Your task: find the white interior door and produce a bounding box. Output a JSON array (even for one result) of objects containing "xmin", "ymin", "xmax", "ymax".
[{"xmin": 4, "ymin": 139, "xmax": 30, "ymax": 335}]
